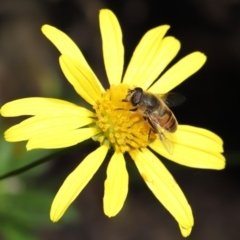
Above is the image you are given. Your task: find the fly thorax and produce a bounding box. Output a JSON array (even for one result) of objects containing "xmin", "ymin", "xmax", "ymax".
[{"xmin": 140, "ymin": 93, "xmax": 160, "ymax": 113}]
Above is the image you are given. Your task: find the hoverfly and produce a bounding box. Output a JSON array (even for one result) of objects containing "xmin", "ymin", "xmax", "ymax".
[{"xmin": 124, "ymin": 87, "xmax": 185, "ymax": 154}]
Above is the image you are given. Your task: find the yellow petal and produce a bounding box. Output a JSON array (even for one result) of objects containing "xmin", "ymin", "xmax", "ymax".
[
  {"xmin": 4, "ymin": 115, "xmax": 93, "ymax": 142},
  {"xmin": 50, "ymin": 145, "xmax": 108, "ymax": 222},
  {"xmin": 42, "ymin": 24, "xmax": 87, "ymax": 63},
  {"xmin": 104, "ymin": 152, "xmax": 128, "ymax": 217},
  {"xmin": 179, "ymin": 225, "xmax": 192, "ymax": 238},
  {"xmin": 100, "ymin": 9, "xmax": 124, "ymax": 85},
  {"xmin": 26, "ymin": 128, "xmax": 100, "ymax": 150},
  {"xmin": 139, "ymin": 36, "xmax": 181, "ymax": 90},
  {"xmin": 177, "ymin": 125, "xmax": 223, "ymax": 150},
  {"xmin": 130, "ymin": 148, "xmax": 193, "ymax": 235},
  {"xmin": 60, "ymin": 55, "xmax": 103, "ymax": 105},
  {"xmin": 122, "ymin": 25, "xmax": 171, "ymax": 86},
  {"xmin": 137, "ymin": 37, "xmax": 180, "ymax": 90},
  {"xmin": 149, "ymin": 52, "xmax": 207, "ymax": 93},
  {"xmin": 149, "ymin": 125, "xmax": 225, "ymax": 169},
  {"xmin": 1, "ymin": 98, "xmax": 94, "ymax": 117},
  {"xmin": 41, "ymin": 25, "xmax": 104, "ymax": 93}
]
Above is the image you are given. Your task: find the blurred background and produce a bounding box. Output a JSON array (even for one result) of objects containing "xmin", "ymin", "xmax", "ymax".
[{"xmin": 0, "ymin": 0, "xmax": 240, "ymax": 239}]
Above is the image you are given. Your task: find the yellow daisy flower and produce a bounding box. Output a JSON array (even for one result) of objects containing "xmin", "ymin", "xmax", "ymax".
[{"xmin": 0, "ymin": 9, "xmax": 225, "ymax": 237}]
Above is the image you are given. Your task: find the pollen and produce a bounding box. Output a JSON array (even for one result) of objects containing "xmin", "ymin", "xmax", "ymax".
[{"xmin": 92, "ymin": 84, "xmax": 156, "ymax": 153}]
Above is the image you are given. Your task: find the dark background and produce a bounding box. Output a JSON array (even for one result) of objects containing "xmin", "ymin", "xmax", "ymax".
[{"xmin": 0, "ymin": 0, "xmax": 240, "ymax": 239}]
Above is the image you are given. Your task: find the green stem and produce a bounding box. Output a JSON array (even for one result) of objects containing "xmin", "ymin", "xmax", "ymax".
[{"xmin": 0, "ymin": 148, "xmax": 69, "ymax": 180}]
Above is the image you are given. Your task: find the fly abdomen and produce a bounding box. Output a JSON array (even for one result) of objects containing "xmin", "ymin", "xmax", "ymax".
[{"xmin": 160, "ymin": 109, "xmax": 177, "ymax": 133}]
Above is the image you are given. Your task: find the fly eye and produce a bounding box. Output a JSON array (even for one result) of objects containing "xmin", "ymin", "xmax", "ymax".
[{"xmin": 131, "ymin": 89, "xmax": 142, "ymax": 106}]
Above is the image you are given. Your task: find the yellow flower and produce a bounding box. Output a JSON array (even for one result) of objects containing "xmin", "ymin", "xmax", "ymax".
[{"xmin": 0, "ymin": 9, "xmax": 225, "ymax": 237}]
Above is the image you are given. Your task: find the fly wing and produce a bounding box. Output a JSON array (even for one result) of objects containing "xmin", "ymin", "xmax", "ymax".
[
  {"xmin": 158, "ymin": 129, "xmax": 173, "ymax": 154},
  {"xmin": 147, "ymin": 113, "xmax": 174, "ymax": 154},
  {"xmin": 157, "ymin": 92, "xmax": 185, "ymax": 108}
]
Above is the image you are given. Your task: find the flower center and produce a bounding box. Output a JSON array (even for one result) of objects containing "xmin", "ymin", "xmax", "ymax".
[{"xmin": 92, "ymin": 84, "xmax": 156, "ymax": 153}]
